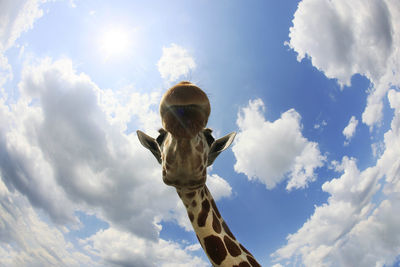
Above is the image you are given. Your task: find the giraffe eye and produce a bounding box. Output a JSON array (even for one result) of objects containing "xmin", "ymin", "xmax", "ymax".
[{"xmin": 156, "ymin": 129, "xmax": 167, "ymax": 146}]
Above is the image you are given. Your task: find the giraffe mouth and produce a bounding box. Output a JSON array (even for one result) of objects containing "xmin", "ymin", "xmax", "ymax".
[
  {"xmin": 163, "ymin": 174, "xmax": 206, "ymax": 190},
  {"xmin": 162, "ymin": 104, "xmax": 208, "ymax": 138}
]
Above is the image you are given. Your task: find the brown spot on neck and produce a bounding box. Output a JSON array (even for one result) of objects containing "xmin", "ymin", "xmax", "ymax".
[
  {"xmin": 247, "ymin": 255, "xmax": 261, "ymax": 267},
  {"xmin": 188, "ymin": 211, "xmax": 194, "ymax": 222},
  {"xmin": 212, "ymin": 212, "xmax": 222, "ymax": 233},
  {"xmin": 211, "ymin": 199, "xmax": 221, "ymax": 218},
  {"xmin": 224, "ymin": 236, "xmax": 241, "ymax": 257},
  {"xmin": 203, "ymin": 235, "xmax": 227, "ymax": 265},
  {"xmin": 186, "ymin": 191, "xmax": 196, "ymax": 198},
  {"xmin": 222, "ymin": 221, "xmax": 236, "ymax": 240},
  {"xmin": 197, "ymin": 199, "xmax": 210, "ymax": 227}
]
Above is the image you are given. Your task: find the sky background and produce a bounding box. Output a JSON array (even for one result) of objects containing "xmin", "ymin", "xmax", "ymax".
[{"xmin": 0, "ymin": 0, "xmax": 400, "ymax": 266}]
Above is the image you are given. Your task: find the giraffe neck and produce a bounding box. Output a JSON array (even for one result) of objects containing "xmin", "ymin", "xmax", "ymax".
[{"xmin": 177, "ymin": 185, "xmax": 260, "ymax": 267}]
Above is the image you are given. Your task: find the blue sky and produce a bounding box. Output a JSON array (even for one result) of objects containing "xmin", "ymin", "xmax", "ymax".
[{"xmin": 1, "ymin": 0, "xmax": 400, "ymax": 266}]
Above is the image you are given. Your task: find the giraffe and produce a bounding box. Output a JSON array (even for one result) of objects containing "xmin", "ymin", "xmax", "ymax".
[{"xmin": 137, "ymin": 81, "xmax": 261, "ymax": 267}]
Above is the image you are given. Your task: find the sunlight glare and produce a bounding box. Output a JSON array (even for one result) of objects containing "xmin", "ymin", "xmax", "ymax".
[{"xmin": 99, "ymin": 27, "xmax": 131, "ymax": 60}]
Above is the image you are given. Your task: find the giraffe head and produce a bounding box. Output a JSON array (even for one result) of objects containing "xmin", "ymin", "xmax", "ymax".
[{"xmin": 137, "ymin": 81, "xmax": 236, "ymax": 190}]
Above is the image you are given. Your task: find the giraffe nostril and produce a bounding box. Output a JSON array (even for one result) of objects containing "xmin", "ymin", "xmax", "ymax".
[{"xmin": 177, "ymin": 107, "xmax": 184, "ymax": 116}]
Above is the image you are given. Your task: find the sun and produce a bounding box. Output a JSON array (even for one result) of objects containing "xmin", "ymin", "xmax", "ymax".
[{"xmin": 99, "ymin": 27, "xmax": 131, "ymax": 60}]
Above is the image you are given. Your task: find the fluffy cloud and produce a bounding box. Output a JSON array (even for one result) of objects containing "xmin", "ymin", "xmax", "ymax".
[
  {"xmin": 206, "ymin": 173, "xmax": 232, "ymax": 201},
  {"xmin": 0, "ymin": 0, "xmax": 49, "ymax": 87},
  {"xmin": 342, "ymin": 116, "xmax": 358, "ymax": 145},
  {"xmin": 0, "ymin": 0, "xmax": 47, "ymax": 51},
  {"xmin": 0, "ymin": 56, "xmax": 215, "ymax": 265},
  {"xmin": 0, "ymin": 53, "xmax": 12, "ymax": 87},
  {"xmin": 0, "ymin": 175, "xmax": 208, "ymax": 267},
  {"xmin": 379, "ymin": 89, "xmax": 400, "ymax": 195},
  {"xmin": 0, "ymin": 78, "xmax": 76, "ymax": 224},
  {"xmin": 232, "ymin": 99, "xmax": 325, "ymax": 190},
  {"xmin": 274, "ymin": 0, "xmax": 400, "ymax": 263},
  {"xmin": 286, "ymin": 0, "xmax": 400, "ymax": 127},
  {"xmin": 82, "ymin": 227, "xmax": 208, "ymax": 267},
  {"xmin": 0, "ymin": 54, "xmax": 237, "ymax": 266},
  {"xmin": 0, "ymin": 178, "xmax": 93, "ymax": 266},
  {"xmin": 157, "ymin": 43, "xmax": 196, "ymax": 83},
  {"xmin": 272, "ymin": 90, "xmax": 400, "ymax": 266},
  {"xmin": 15, "ymin": 57, "xmax": 182, "ymax": 238}
]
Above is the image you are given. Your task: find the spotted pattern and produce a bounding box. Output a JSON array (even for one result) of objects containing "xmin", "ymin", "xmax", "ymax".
[
  {"xmin": 186, "ymin": 192, "xmax": 196, "ymax": 198},
  {"xmin": 212, "ymin": 212, "xmax": 222, "ymax": 233},
  {"xmin": 211, "ymin": 199, "xmax": 221, "ymax": 218},
  {"xmin": 247, "ymin": 255, "xmax": 261, "ymax": 267},
  {"xmin": 224, "ymin": 235, "xmax": 241, "ymax": 257},
  {"xmin": 179, "ymin": 187, "xmax": 261, "ymax": 267},
  {"xmin": 197, "ymin": 199, "xmax": 210, "ymax": 227},
  {"xmin": 240, "ymin": 244, "xmax": 252, "ymax": 256},
  {"xmin": 222, "ymin": 221, "xmax": 236, "ymax": 240},
  {"xmin": 204, "ymin": 235, "xmax": 227, "ymax": 265}
]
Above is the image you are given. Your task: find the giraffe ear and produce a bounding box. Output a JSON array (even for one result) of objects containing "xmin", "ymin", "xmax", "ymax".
[
  {"xmin": 207, "ymin": 132, "xmax": 236, "ymax": 166},
  {"xmin": 136, "ymin": 130, "xmax": 162, "ymax": 164}
]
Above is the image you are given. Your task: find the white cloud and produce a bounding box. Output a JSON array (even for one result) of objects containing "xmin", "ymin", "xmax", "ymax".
[
  {"xmin": 281, "ymin": 9, "xmax": 400, "ymax": 264},
  {"xmin": 371, "ymin": 141, "xmax": 385, "ymax": 158},
  {"xmin": 0, "ymin": 57, "xmax": 207, "ymax": 265},
  {"xmin": 15, "ymin": 57, "xmax": 182, "ymax": 238},
  {"xmin": 0, "ymin": 0, "xmax": 48, "ymax": 51},
  {"xmin": 0, "ymin": 81, "xmax": 76, "ymax": 224},
  {"xmin": 342, "ymin": 116, "xmax": 358, "ymax": 145},
  {"xmin": 0, "ymin": 53, "xmax": 12, "ymax": 87},
  {"xmin": 286, "ymin": 0, "xmax": 400, "ymax": 128},
  {"xmin": 0, "ymin": 178, "xmax": 94, "ymax": 266},
  {"xmin": 206, "ymin": 173, "xmax": 232, "ymax": 201},
  {"xmin": 157, "ymin": 43, "xmax": 196, "ymax": 82},
  {"xmin": 281, "ymin": 2, "xmax": 400, "ymax": 263},
  {"xmin": 0, "ymin": 175, "xmax": 207, "ymax": 267},
  {"xmin": 272, "ymin": 90, "xmax": 400, "ymax": 266},
  {"xmin": 97, "ymin": 84, "xmax": 161, "ymax": 135},
  {"xmin": 379, "ymin": 89, "xmax": 400, "ymax": 195},
  {"xmin": 0, "ymin": 0, "xmax": 49, "ymax": 88},
  {"xmin": 232, "ymin": 99, "xmax": 325, "ymax": 190},
  {"xmin": 185, "ymin": 243, "xmax": 202, "ymax": 252},
  {"xmin": 314, "ymin": 119, "xmax": 327, "ymax": 130},
  {"xmin": 82, "ymin": 227, "xmax": 208, "ymax": 267},
  {"xmin": 272, "ymin": 157, "xmax": 381, "ymax": 266}
]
